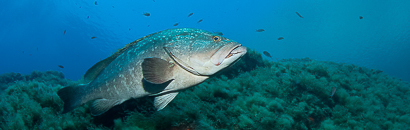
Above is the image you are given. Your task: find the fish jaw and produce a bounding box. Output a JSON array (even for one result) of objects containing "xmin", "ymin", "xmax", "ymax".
[
  {"xmin": 165, "ymin": 43, "xmax": 247, "ymax": 76},
  {"xmin": 210, "ymin": 42, "xmax": 244, "ymax": 66},
  {"xmin": 196, "ymin": 43, "xmax": 247, "ymax": 75}
]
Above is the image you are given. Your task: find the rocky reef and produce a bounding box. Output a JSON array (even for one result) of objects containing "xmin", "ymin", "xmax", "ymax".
[{"xmin": 1, "ymin": 49, "xmax": 409, "ymax": 129}]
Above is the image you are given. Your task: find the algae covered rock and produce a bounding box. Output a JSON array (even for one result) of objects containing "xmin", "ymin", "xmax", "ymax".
[
  {"xmin": 0, "ymin": 70, "xmax": 68, "ymax": 94},
  {"xmin": 102, "ymin": 51, "xmax": 410, "ymax": 129},
  {"xmin": 0, "ymin": 71, "xmax": 97, "ymax": 130}
]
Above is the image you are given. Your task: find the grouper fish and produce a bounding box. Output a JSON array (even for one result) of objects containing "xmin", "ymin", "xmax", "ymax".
[{"xmin": 57, "ymin": 28, "xmax": 247, "ymax": 116}]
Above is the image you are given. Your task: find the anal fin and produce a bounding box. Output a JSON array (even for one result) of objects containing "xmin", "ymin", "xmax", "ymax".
[
  {"xmin": 90, "ymin": 99, "xmax": 126, "ymax": 116},
  {"xmin": 154, "ymin": 92, "xmax": 179, "ymax": 111}
]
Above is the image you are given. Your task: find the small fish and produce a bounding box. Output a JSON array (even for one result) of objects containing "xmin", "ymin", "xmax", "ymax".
[
  {"xmin": 256, "ymin": 29, "xmax": 265, "ymax": 32},
  {"xmin": 37, "ymin": 47, "xmax": 38, "ymax": 51},
  {"xmin": 91, "ymin": 36, "xmax": 97, "ymax": 39},
  {"xmin": 308, "ymin": 117, "xmax": 314, "ymax": 122},
  {"xmin": 188, "ymin": 13, "xmax": 193, "ymax": 17},
  {"xmin": 143, "ymin": 12, "xmax": 150, "ymax": 16},
  {"xmin": 87, "ymin": 16, "xmax": 89, "ymax": 19},
  {"xmin": 129, "ymin": 28, "xmax": 131, "ymax": 31},
  {"xmin": 57, "ymin": 28, "xmax": 247, "ymax": 116},
  {"xmin": 359, "ymin": 16, "xmax": 363, "ymax": 19},
  {"xmin": 278, "ymin": 37, "xmax": 284, "ymax": 40},
  {"xmin": 197, "ymin": 19, "xmax": 203, "ymax": 23},
  {"xmin": 58, "ymin": 65, "xmax": 64, "ymax": 68},
  {"xmin": 64, "ymin": 30, "xmax": 66, "ymax": 35},
  {"xmin": 330, "ymin": 87, "xmax": 337, "ymax": 97},
  {"xmin": 214, "ymin": 32, "xmax": 223, "ymax": 36},
  {"xmin": 173, "ymin": 22, "xmax": 179, "ymax": 26},
  {"xmin": 296, "ymin": 12, "xmax": 303, "ymax": 18},
  {"xmin": 94, "ymin": 1, "xmax": 97, "ymax": 5},
  {"xmin": 263, "ymin": 51, "xmax": 273, "ymax": 59},
  {"xmin": 22, "ymin": 51, "xmax": 24, "ymax": 53}
]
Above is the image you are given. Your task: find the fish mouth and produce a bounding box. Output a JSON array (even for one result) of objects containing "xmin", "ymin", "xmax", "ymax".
[
  {"xmin": 210, "ymin": 42, "xmax": 247, "ymax": 66},
  {"xmin": 225, "ymin": 44, "xmax": 245, "ymax": 59}
]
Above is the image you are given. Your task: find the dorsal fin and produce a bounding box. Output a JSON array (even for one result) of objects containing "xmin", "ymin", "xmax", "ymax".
[{"xmin": 83, "ymin": 33, "xmax": 158, "ymax": 83}]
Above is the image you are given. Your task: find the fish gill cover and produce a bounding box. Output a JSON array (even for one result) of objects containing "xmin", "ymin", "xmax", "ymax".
[{"xmin": 1, "ymin": 49, "xmax": 410, "ymax": 130}]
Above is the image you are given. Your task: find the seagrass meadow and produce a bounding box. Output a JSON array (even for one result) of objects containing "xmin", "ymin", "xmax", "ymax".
[{"xmin": 1, "ymin": 49, "xmax": 409, "ymax": 130}]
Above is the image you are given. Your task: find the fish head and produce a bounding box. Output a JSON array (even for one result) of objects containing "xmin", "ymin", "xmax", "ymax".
[{"xmin": 163, "ymin": 28, "xmax": 247, "ymax": 76}]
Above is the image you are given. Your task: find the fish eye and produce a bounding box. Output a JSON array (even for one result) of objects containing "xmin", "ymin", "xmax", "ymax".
[{"xmin": 212, "ymin": 36, "xmax": 221, "ymax": 42}]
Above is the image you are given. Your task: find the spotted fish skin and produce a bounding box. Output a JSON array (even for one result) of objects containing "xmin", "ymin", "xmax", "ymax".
[{"xmin": 57, "ymin": 28, "xmax": 247, "ymax": 116}]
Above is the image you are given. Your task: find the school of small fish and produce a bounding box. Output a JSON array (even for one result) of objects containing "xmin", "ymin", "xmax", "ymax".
[
  {"xmin": 214, "ymin": 32, "xmax": 223, "ymax": 36},
  {"xmin": 72, "ymin": 2, "xmax": 365, "ymax": 56},
  {"xmin": 256, "ymin": 29, "xmax": 265, "ymax": 32},
  {"xmin": 296, "ymin": 12, "xmax": 303, "ymax": 18},
  {"xmin": 143, "ymin": 12, "xmax": 150, "ymax": 16},
  {"xmin": 263, "ymin": 51, "xmax": 273, "ymax": 59}
]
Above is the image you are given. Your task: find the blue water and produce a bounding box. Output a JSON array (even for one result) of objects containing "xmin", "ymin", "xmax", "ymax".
[{"xmin": 1, "ymin": 0, "xmax": 409, "ymax": 81}]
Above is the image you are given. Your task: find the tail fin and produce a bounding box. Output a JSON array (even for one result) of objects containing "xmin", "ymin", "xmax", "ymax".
[{"xmin": 57, "ymin": 84, "xmax": 87, "ymax": 114}]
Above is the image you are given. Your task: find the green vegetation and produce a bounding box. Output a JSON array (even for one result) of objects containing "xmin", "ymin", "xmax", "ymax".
[
  {"xmin": 1, "ymin": 49, "xmax": 409, "ymax": 129},
  {"xmin": 0, "ymin": 71, "xmax": 98, "ymax": 129}
]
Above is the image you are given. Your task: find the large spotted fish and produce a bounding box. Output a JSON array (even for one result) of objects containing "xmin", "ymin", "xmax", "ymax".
[{"xmin": 57, "ymin": 28, "xmax": 247, "ymax": 116}]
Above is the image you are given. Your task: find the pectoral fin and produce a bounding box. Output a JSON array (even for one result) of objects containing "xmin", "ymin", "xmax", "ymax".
[
  {"xmin": 141, "ymin": 57, "xmax": 176, "ymax": 93},
  {"xmin": 142, "ymin": 57, "xmax": 174, "ymax": 84},
  {"xmin": 154, "ymin": 92, "xmax": 179, "ymax": 111},
  {"xmin": 90, "ymin": 99, "xmax": 126, "ymax": 116}
]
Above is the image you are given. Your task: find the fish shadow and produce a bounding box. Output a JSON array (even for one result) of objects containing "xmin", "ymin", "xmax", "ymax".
[{"xmin": 93, "ymin": 96, "xmax": 157, "ymax": 128}]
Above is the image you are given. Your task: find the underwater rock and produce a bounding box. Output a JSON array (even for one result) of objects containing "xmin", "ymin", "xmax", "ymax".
[{"xmin": 0, "ymin": 71, "xmax": 68, "ymax": 94}]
